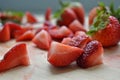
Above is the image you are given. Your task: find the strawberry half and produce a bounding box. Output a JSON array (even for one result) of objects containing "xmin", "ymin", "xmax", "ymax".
[
  {"xmin": 45, "ymin": 7, "xmax": 51, "ymax": 21},
  {"xmin": 25, "ymin": 11, "xmax": 37, "ymax": 24},
  {"xmin": 32, "ymin": 30, "xmax": 52, "ymax": 50},
  {"xmin": 62, "ymin": 31, "xmax": 91, "ymax": 49},
  {"xmin": 16, "ymin": 31, "xmax": 34, "ymax": 42},
  {"xmin": 0, "ymin": 43, "xmax": 30, "ymax": 72},
  {"xmin": 48, "ymin": 42, "xmax": 83, "ymax": 67},
  {"xmin": 49, "ymin": 26, "xmax": 73, "ymax": 40},
  {"xmin": 76, "ymin": 40, "xmax": 104, "ymax": 68},
  {"xmin": 0, "ymin": 25, "xmax": 10, "ymax": 42},
  {"xmin": 69, "ymin": 19, "xmax": 86, "ymax": 33}
]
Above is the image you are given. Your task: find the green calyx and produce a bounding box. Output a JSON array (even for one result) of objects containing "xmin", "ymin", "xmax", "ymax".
[{"xmin": 87, "ymin": 2, "xmax": 113, "ymax": 35}]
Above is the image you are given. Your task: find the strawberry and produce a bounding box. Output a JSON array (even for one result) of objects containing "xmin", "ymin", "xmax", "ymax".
[
  {"xmin": 54, "ymin": 1, "xmax": 85, "ymax": 26},
  {"xmin": 62, "ymin": 31, "xmax": 91, "ymax": 49},
  {"xmin": 16, "ymin": 31, "xmax": 34, "ymax": 42},
  {"xmin": 49, "ymin": 26, "xmax": 73, "ymax": 40},
  {"xmin": 60, "ymin": 8, "xmax": 77, "ymax": 26},
  {"xmin": 32, "ymin": 30, "xmax": 52, "ymax": 50},
  {"xmin": 69, "ymin": 19, "xmax": 86, "ymax": 33},
  {"xmin": 76, "ymin": 40, "xmax": 104, "ymax": 68},
  {"xmin": 0, "ymin": 43, "xmax": 30, "ymax": 72},
  {"xmin": 71, "ymin": 2, "xmax": 85, "ymax": 25},
  {"xmin": 45, "ymin": 7, "xmax": 51, "ymax": 21},
  {"xmin": 25, "ymin": 11, "xmax": 37, "ymax": 24},
  {"xmin": 5, "ymin": 22, "xmax": 23, "ymax": 38},
  {"xmin": 0, "ymin": 25, "xmax": 10, "ymax": 42},
  {"xmin": 88, "ymin": 7, "xmax": 101, "ymax": 25},
  {"xmin": 88, "ymin": 14, "xmax": 120, "ymax": 47},
  {"xmin": 48, "ymin": 42, "xmax": 83, "ymax": 67}
]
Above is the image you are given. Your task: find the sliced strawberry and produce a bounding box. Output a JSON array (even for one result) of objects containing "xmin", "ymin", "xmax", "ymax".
[
  {"xmin": 59, "ymin": 8, "xmax": 77, "ymax": 26},
  {"xmin": 0, "ymin": 25, "xmax": 10, "ymax": 42},
  {"xmin": 45, "ymin": 7, "xmax": 51, "ymax": 21},
  {"xmin": 16, "ymin": 31, "xmax": 34, "ymax": 42},
  {"xmin": 5, "ymin": 22, "xmax": 23, "ymax": 38},
  {"xmin": 71, "ymin": 4, "xmax": 85, "ymax": 25},
  {"xmin": 32, "ymin": 30, "xmax": 52, "ymax": 50},
  {"xmin": 48, "ymin": 42, "xmax": 83, "ymax": 67},
  {"xmin": 25, "ymin": 11, "xmax": 37, "ymax": 24},
  {"xmin": 49, "ymin": 26, "xmax": 73, "ymax": 39},
  {"xmin": 69, "ymin": 19, "xmax": 86, "ymax": 33},
  {"xmin": 76, "ymin": 40, "xmax": 104, "ymax": 68},
  {"xmin": 0, "ymin": 43, "xmax": 30, "ymax": 72},
  {"xmin": 62, "ymin": 31, "xmax": 91, "ymax": 49},
  {"xmin": 61, "ymin": 37, "xmax": 72, "ymax": 44}
]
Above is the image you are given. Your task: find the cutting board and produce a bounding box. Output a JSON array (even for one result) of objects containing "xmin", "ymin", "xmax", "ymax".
[
  {"xmin": 0, "ymin": 40, "xmax": 120, "ymax": 80},
  {"xmin": 0, "ymin": 16, "xmax": 120, "ymax": 80}
]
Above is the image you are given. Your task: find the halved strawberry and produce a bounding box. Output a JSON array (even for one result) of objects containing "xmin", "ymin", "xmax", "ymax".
[
  {"xmin": 48, "ymin": 42, "xmax": 83, "ymax": 67},
  {"xmin": 32, "ymin": 30, "xmax": 52, "ymax": 50},
  {"xmin": 69, "ymin": 19, "xmax": 86, "ymax": 33},
  {"xmin": 62, "ymin": 31, "xmax": 91, "ymax": 49},
  {"xmin": 16, "ymin": 31, "xmax": 34, "ymax": 42},
  {"xmin": 61, "ymin": 37, "xmax": 72, "ymax": 44},
  {"xmin": 49, "ymin": 26, "xmax": 73, "ymax": 39},
  {"xmin": 0, "ymin": 43, "xmax": 30, "ymax": 72},
  {"xmin": 45, "ymin": 7, "xmax": 51, "ymax": 21},
  {"xmin": 76, "ymin": 40, "xmax": 104, "ymax": 68},
  {"xmin": 5, "ymin": 22, "xmax": 23, "ymax": 38},
  {"xmin": 0, "ymin": 25, "xmax": 10, "ymax": 42},
  {"xmin": 25, "ymin": 11, "xmax": 37, "ymax": 24},
  {"xmin": 71, "ymin": 2, "xmax": 85, "ymax": 25}
]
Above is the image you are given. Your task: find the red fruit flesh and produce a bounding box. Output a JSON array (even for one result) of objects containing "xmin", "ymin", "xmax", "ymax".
[
  {"xmin": 62, "ymin": 31, "xmax": 91, "ymax": 49},
  {"xmin": 69, "ymin": 19, "xmax": 86, "ymax": 33},
  {"xmin": 92, "ymin": 16, "xmax": 120, "ymax": 47},
  {"xmin": 5, "ymin": 22, "xmax": 23, "ymax": 38},
  {"xmin": 45, "ymin": 8, "xmax": 51, "ymax": 21},
  {"xmin": 60, "ymin": 8, "xmax": 77, "ymax": 26},
  {"xmin": 76, "ymin": 40, "xmax": 104, "ymax": 68},
  {"xmin": 72, "ymin": 6, "xmax": 85, "ymax": 25},
  {"xmin": 32, "ymin": 30, "xmax": 52, "ymax": 50},
  {"xmin": 48, "ymin": 42, "xmax": 83, "ymax": 67},
  {"xmin": 0, "ymin": 43, "xmax": 30, "ymax": 72},
  {"xmin": 16, "ymin": 31, "xmax": 34, "ymax": 42},
  {"xmin": 0, "ymin": 25, "xmax": 10, "ymax": 42},
  {"xmin": 49, "ymin": 26, "xmax": 73, "ymax": 39},
  {"xmin": 26, "ymin": 12, "xmax": 37, "ymax": 23}
]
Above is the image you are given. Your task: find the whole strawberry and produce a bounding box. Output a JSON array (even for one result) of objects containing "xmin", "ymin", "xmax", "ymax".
[
  {"xmin": 88, "ymin": 13, "xmax": 120, "ymax": 47},
  {"xmin": 54, "ymin": 0, "xmax": 85, "ymax": 26}
]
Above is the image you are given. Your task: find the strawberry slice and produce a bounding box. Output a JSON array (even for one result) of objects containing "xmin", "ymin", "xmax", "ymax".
[
  {"xmin": 49, "ymin": 26, "xmax": 73, "ymax": 39},
  {"xmin": 0, "ymin": 25, "xmax": 10, "ymax": 42},
  {"xmin": 48, "ymin": 42, "xmax": 83, "ymax": 67},
  {"xmin": 62, "ymin": 31, "xmax": 91, "ymax": 49},
  {"xmin": 5, "ymin": 22, "xmax": 23, "ymax": 38},
  {"xmin": 45, "ymin": 7, "xmax": 51, "ymax": 21},
  {"xmin": 61, "ymin": 37, "xmax": 72, "ymax": 44},
  {"xmin": 76, "ymin": 40, "xmax": 104, "ymax": 68},
  {"xmin": 0, "ymin": 43, "xmax": 30, "ymax": 72},
  {"xmin": 69, "ymin": 19, "xmax": 86, "ymax": 33},
  {"xmin": 32, "ymin": 30, "xmax": 52, "ymax": 50},
  {"xmin": 25, "ymin": 11, "xmax": 37, "ymax": 24},
  {"xmin": 16, "ymin": 31, "xmax": 34, "ymax": 42}
]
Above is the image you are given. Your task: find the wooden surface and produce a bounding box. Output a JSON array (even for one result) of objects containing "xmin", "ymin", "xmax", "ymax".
[{"xmin": 0, "ymin": 40, "xmax": 120, "ymax": 80}]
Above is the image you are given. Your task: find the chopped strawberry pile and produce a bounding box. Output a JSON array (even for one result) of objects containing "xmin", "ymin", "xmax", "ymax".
[{"xmin": 1, "ymin": 1, "xmax": 120, "ymax": 73}]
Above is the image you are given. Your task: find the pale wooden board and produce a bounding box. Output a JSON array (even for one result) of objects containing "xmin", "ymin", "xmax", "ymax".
[
  {"xmin": 0, "ymin": 40, "xmax": 120, "ymax": 80},
  {"xmin": 0, "ymin": 16, "xmax": 120, "ymax": 80}
]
